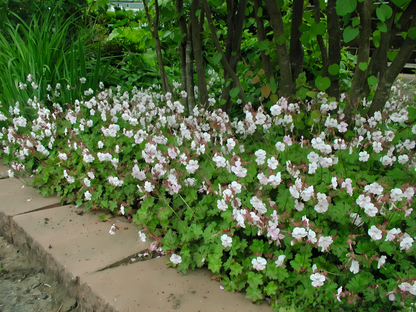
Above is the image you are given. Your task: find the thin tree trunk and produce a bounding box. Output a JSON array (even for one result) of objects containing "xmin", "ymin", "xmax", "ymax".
[
  {"xmin": 202, "ymin": 0, "xmax": 246, "ymax": 110},
  {"xmin": 220, "ymin": 0, "xmax": 247, "ymax": 113},
  {"xmin": 314, "ymin": 0, "xmax": 327, "ymax": 77},
  {"xmin": 344, "ymin": 0, "xmax": 372, "ymax": 119},
  {"xmin": 264, "ymin": 0, "xmax": 293, "ymax": 98},
  {"xmin": 143, "ymin": 0, "xmax": 172, "ymax": 96},
  {"xmin": 191, "ymin": 0, "xmax": 208, "ymax": 107},
  {"xmin": 176, "ymin": 0, "xmax": 188, "ymax": 111},
  {"xmin": 368, "ymin": 17, "xmax": 416, "ymax": 117},
  {"xmin": 326, "ymin": 0, "xmax": 341, "ymax": 99},
  {"xmin": 290, "ymin": 0, "xmax": 304, "ymax": 86},
  {"xmin": 253, "ymin": 0, "xmax": 273, "ymax": 84},
  {"xmin": 186, "ymin": 24, "xmax": 195, "ymax": 113}
]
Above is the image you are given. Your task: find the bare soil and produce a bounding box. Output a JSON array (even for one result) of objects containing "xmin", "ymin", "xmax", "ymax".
[{"xmin": 0, "ymin": 237, "xmax": 79, "ymax": 312}]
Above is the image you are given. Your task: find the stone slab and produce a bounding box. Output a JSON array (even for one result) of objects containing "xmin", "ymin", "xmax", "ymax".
[
  {"xmin": 0, "ymin": 178, "xmax": 61, "ymax": 240},
  {"xmin": 12, "ymin": 205, "xmax": 147, "ymax": 299},
  {"xmin": 79, "ymin": 256, "xmax": 270, "ymax": 312}
]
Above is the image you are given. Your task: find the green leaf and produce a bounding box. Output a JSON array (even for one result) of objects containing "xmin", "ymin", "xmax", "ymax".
[
  {"xmin": 376, "ymin": 4, "xmax": 393, "ymax": 22},
  {"xmin": 230, "ymin": 263, "xmax": 243, "ymax": 276},
  {"xmin": 367, "ymin": 75, "xmax": 378, "ymax": 86},
  {"xmin": 247, "ymin": 272, "xmax": 264, "ymax": 287},
  {"xmin": 297, "ymin": 87, "xmax": 308, "ymax": 100},
  {"xmin": 207, "ymin": 253, "xmax": 222, "ymax": 273},
  {"xmin": 373, "ymin": 30, "xmax": 381, "ymax": 48},
  {"xmin": 328, "ymin": 63, "xmax": 340, "ymax": 75},
  {"xmin": 249, "ymin": 239, "xmax": 265, "ymax": 254},
  {"xmin": 343, "ymin": 26, "xmax": 359, "ymax": 43},
  {"xmin": 315, "ymin": 75, "xmax": 331, "ymax": 91},
  {"xmin": 264, "ymin": 281, "xmax": 278, "ymax": 296},
  {"xmin": 245, "ymin": 285, "xmax": 264, "ymax": 302},
  {"xmin": 276, "ymin": 34, "xmax": 286, "ymax": 45},
  {"xmin": 257, "ymin": 6, "xmax": 263, "ymax": 17},
  {"xmin": 212, "ymin": 53, "xmax": 222, "ymax": 64},
  {"xmin": 408, "ymin": 27, "xmax": 416, "ymax": 40},
  {"xmin": 358, "ymin": 62, "xmax": 368, "ymax": 71},
  {"xmin": 377, "ymin": 22, "xmax": 387, "ymax": 33},
  {"xmin": 229, "ymin": 87, "xmax": 240, "ymax": 98},
  {"xmin": 336, "ymin": 0, "xmax": 357, "ymax": 16},
  {"xmin": 258, "ymin": 39, "xmax": 270, "ymax": 51},
  {"xmin": 352, "ymin": 16, "xmax": 360, "ymax": 27},
  {"xmin": 387, "ymin": 51, "xmax": 398, "ymax": 62}
]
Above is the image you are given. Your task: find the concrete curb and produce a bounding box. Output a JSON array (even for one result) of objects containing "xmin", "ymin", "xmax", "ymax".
[{"xmin": 0, "ymin": 176, "xmax": 269, "ymax": 312}]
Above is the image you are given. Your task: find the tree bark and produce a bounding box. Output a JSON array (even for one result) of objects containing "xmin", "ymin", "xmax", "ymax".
[
  {"xmin": 344, "ymin": 0, "xmax": 372, "ymax": 120},
  {"xmin": 253, "ymin": 0, "xmax": 273, "ymax": 84},
  {"xmin": 264, "ymin": 0, "xmax": 293, "ymax": 98},
  {"xmin": 314, "ymin": 0, "xmax": 327, "ymax": 77},
  {"xmin": 143, "ymin": 0, "xmax": 172, "ymax": 96},
  {"xmin": 290, "ymin": 0, "xmax": 304, "ymax": 87},
  {"xmin": 202, "ymin": 0, "xmax": 246, "ymax": 111},
  {"xmin": 186, "ymin": 23, "xmax": 196, "ymax": 113},
  {"xmin": 326, "ymin": 0, "xmax": 341, "ymax": 99},
  {"xmin": 367, "ymin": 17, "xmax": 416, "ymax": 117},
  {"xmin": 176, "ymin": 0, "xmax": 188, "ymax": 111},
  {"xmin": 220, "ymin": 0, "xmax": 248, "ymax": 113},
  {"xmin": 191, "ymin": 0, "xmax": 208, "ymax": 107}
]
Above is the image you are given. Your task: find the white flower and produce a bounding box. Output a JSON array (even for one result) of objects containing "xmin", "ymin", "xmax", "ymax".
[
  {"xmin": 364, "ymin": 202, "xmax": 378, "ymax": 217},
  {"xmin": 138, "ymin": 231, "xmax": 146, "ymax": 242},
  {"xmin": 398, "ymin": 155, "xmax": 409, "ymax": 164},
  {"xmin": 400, "ymin": 236, "xmax": 414, "ymax": 251},
  {"xmin": 275, "ymin": 255, "xmax": 286, "ymax": 267},
  {"xmin": 221, "ymin": 234, "xmax": 232, "ymax": 248},
  {"xmin": 359, "ymin": 151, "xmax": 369, "ymax": 162},
  {"xmin": 350, "ymin": 260, "xmax": 359, "ymax": 274},
  {"xmin": 217, "ymin": 199, "xmax": 228, "ymax": 211},
  {"xmin": 144, "ymin": 181, "xmax": 154, "ymax": 193},
  {"xmin": 275, "ymin": 142, "xmax": 285, "ymax": 152},
  {"xmin": 250, "ymin": 196, "xmax": 267, "ymax": 214},
  {"xmin": 83, "ymin": 178, "xmax": 91, "ymax": 187},
  {"xmin": 170, "ymin": 254, "xmax": 182, "ymax": 265},
  {"xmin": 120, "ymin": 205, "xmax": 125, "ymax": 215},
  {"xmin": 350, "ymin": 213, "xmax": 364, "ymax": 226},
  {"xmin": 109, "ymin": 224, "xmax": 116, "ymax": 235},
  {"xmin": 335, "ymin": 286, "xmax": 342, "ymax": 302},
  {"xmin": 310, "ymin": 273, "xmax": 325, "ymax": 287},
  {"xmin": 385, "ymin": 228, "xmax": 401, "ymax": 241},
  {"xmin": 368, "ymin": 225, "xmax": 382, "ymax": 240},
  {"xmin": 377, "ymin": 255, "xmax": 387, "ymax": 269},
  {"xmin": 318, "ymin": 236, "xmax": 333, "ymax": 252},
  {"xmin": 186, "ymin": 160, "xmax": 199, "ymax": 174},
  {"xmin": 267, "ymin": 157, "xmax": 279, "ymax": 169},
  {"xmin": 254, "ymin": 149, "xmax": 267, "ymax": 165},
  {"xmin": 84, "ymin": 191, "xmax": 92, "ymax": 201},
  {"xmin": 252, "ymin": 257, "xmax": 267, "ymax": 271},
  {"xmin": 292, "ymin": 227, "xmax": 307, "ymax": 240}
]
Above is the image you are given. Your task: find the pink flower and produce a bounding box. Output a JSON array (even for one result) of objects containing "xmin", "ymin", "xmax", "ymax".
[{"xmin": 337, "ymin": 122, "xmax": 348, "ymax": 133}]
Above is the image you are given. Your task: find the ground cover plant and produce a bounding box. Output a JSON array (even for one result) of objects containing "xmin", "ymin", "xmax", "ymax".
[{"xmin": 1, "ymin": 74, "xmax": 416, "ymax": 311}]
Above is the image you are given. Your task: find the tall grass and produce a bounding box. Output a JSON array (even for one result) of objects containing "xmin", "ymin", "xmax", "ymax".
[{"xmin": 0, "ymin": 7, "xmax": 111, "ymax": 127}]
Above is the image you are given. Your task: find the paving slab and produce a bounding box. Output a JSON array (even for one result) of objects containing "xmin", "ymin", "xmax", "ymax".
[
  {"xmin": 12, "ymin": 205, "xmax": 147, "ymax": 300},
  {"xmin": 79, "ymin": 256, "xmax": 270, "ymax": 312},
  {"xmin": 0, "ymin": 177, "xmax": 61, "ymax": 240}
]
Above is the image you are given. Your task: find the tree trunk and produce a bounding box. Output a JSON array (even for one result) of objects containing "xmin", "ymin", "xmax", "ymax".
[
  {"xmin": 344, "ymin": 0, "xmax": 372, "ymax": 119},
  {"xmin": 253, "ymin": 0, "xmax": 273, "ymax": 84},
  {"xmin": 143, "ymin": 0, "xmax": 172, "ymax": 96},
  {"xmin": 186, "ymin": 24, "xmax": 195, "ymax": 113},
  {"xmin": 202, "ymin": 0, "xmax": 246, "ymax": 112},
  {"xmin": 176, "ymin": 0, "xmax": 188, "ymax": 111},
  {"xmin": 290, "ymin": 0, "xmax": 304, "ymax": 86},
  {"xmin": 326, "ymin": 0, "xmax": 341, "ymax": 99},
  {"xmin": 314, "ymin": 0, "xmax": 327, "ymax": 77},
  {"xmin": 191, "ymin": 0, "xmax": 208, "ymax": 107},
  {"xmin": 264, "ymin": 0, "xmax": 293, "ymax": 98},
  {"xmin": 220, "ymin": 0, "xmax": 248, "ymax": 113},
  {"xmin": 368, "ymin": 17, "xmax": 416, "ymax": 117}
]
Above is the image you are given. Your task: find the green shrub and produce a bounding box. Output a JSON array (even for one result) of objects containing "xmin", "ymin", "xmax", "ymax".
[{"xmin": 1, "ymin": 83, "xmax": 416, "ymax": 311}]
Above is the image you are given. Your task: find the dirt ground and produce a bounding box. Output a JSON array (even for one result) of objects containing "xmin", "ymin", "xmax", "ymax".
[{"xmin": 0, "ymin": 237, "xmax": 79, "ymax": 312}]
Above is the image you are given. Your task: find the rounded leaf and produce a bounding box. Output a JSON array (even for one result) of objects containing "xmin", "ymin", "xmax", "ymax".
[
  {"xmin": 261, "ymin": 85, "xmax": 271, "ymax": 98},
  {"xmin": 376, "ymin": 4, "xmax": 393, "ymax": 22},
  {"xmin": 229, "ymin": 87, "xmax": 240, "ymax": 98},
  {"xmin": 328, "ymin": 64, "xmax": 340, "ymax": 75},
  {"xmin": 367, "ymin": 75, "xmax": 378, "ymax": 86},
  {"xmin": 358, "ymin": 62, "xmax": 368, "ymax": 71},
  {"xmin": 343, "ymin": 26, "xmax": 359, "ymax": 43},
  {"xmin": 336, "ymin": 0, "xmax": 357, "ymax": 16},
  {"xmin": 315, "ymin": 76, "xmax": 331, "ymax": 91}
]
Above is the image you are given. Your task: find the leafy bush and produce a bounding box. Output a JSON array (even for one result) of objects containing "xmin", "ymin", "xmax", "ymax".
[{"xmin": 1, "ymin": 78, "xmax": 416, "ymax": 311}]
